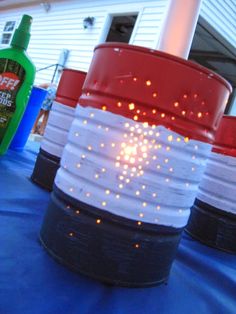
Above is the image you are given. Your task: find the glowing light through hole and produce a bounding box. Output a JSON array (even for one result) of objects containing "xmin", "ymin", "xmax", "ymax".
[{"xmin": 87, "ymin": 115, "xmax": 195, "ymax": 225}]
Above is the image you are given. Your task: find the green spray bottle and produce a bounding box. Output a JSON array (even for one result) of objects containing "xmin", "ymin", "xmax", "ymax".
[{"xmin": 0, "ymin": 14, "xmax": 35, "ymax": 155}]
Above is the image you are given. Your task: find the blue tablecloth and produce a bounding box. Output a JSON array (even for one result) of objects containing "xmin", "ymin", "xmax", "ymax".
[{"xmin": 0, "ymin": 141, "xmax": 236, "ymax": 314}]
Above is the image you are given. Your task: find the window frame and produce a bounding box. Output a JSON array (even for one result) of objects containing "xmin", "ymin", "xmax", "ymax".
[
  {"xmin": 1, "ymin": 20, "xmax": 16, "ymax": 45},
  {"xmin": 98, "ymin": 8, "xmax": 142, "ymax": 45}
]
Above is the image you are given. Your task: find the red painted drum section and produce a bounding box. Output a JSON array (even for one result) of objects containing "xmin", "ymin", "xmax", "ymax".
[
  {"xmin": 212, "ymin": 116, "xmax": 236, "ymax": 157},
  {"xmin": 56, "ymin": 69, "xmax": 86, "ymax": 108},
  {"xmin": 80, "ymin": 43, "xmax": 232, "ymax": 143}
]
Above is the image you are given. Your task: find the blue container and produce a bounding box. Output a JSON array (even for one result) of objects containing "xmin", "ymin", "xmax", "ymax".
[{"xmin": 10, "ymin": 86, "xmax": 47, "ymax": 150}]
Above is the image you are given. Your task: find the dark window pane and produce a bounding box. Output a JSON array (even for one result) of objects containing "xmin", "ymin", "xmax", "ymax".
[
  {"xmin": 1, "ymin": 33, "xmax": 11, "ymax": 44},
  {"xmin": 3, "ymin": 21, "xmax": 15, "ymax": 32},
  {"xmin": 106, "ymin": 15, "xmax": 137, "ymax": 43}
]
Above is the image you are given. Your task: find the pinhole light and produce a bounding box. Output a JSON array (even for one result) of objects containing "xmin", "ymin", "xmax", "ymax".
[
  {"xmin": 40, "ymin": 43, "xmax": 231, "ymax": 287},
  {"xmin": 186, "ymin": 116, "xmax": 236, "ymax": 253},
  {"xmin": 31, "ymin": 68, "xmax": 86, "ymax": 190}
]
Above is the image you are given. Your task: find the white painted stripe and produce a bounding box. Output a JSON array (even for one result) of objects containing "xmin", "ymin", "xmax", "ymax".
[
  {"xmin": 41, "ymin": 101, "xmax": 75, "ymax": 157},
  {"xmin": 55, "ymin": 105, "xmax": 211, "ymax": 227},
  {"xmin": 197, "ymin": 152, "xmax": 236, "ymax": 214}
]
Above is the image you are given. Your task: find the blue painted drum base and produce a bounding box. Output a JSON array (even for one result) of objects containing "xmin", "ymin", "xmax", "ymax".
[
  {"xmin": 40, "ymin": 185, "xmax": 184, "ymax": 287},
  {"xmin": 31, "ymin": 148, "xmax": 60, "ymax": 191},
  {"xmin": 186, "ymin": 199, "xmax": 236, "ymax": 253}
]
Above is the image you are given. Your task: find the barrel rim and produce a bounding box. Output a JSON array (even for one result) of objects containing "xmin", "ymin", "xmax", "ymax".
[
  {"xmin": 94, "ymin": 43, "xmax": 232, "ymax": 93},
  {"xmin": 62, "ymin": 68, "xmax": 87, "ymax": 75}
]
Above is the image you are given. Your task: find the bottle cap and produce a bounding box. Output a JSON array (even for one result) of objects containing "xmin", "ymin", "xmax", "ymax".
[{"xmin": 11, "ymin": 15, "xmax": 32, "ymax": 50}]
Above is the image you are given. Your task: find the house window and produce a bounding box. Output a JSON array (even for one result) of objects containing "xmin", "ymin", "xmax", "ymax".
[
  {"xmin": 106, "ymin": 15, "xmax": 138, "ymax": 43},
  {"xmin": 1, "ymin": 21, "xmax": 16, "ymax": 45}
]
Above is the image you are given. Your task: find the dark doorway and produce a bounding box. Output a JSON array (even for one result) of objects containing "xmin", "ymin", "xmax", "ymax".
[
  {"xmin": 189, "ymin": 18, "xmax": 236, "ymax": 113},
  {"xmin": 106, "ymin": 15, "xmax": 138, "ymax": 43}
]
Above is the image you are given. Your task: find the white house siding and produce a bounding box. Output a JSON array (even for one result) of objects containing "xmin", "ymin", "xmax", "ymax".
[
  {"xmin": 0, "ymin": 0, "xmax": 169, "ymax": 85},
  {"xmin": 0, "ymin": 0, "xmax": 235, "ymax": 85},
  {"xmin": 200, "ymin": 0, "xmax": 236, "ymax": 49}
]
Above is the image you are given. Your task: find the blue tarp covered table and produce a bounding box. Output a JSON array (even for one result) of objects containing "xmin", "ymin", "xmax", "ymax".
[{"xmin": 0, "ymin": 141, "xmax": 236, "ymax": 314}]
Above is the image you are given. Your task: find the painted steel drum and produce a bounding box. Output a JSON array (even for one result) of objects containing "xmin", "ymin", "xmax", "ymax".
[
  {"xmin": 40, "ymin": 43, "xmax": 232, "ymax": 286},
  {"xmin": 187, "ymin": 115, "xmax": 236, "ymax": 253},
  {"xmin": 31, "ymin": 69, "xmax": 86, "ymax": 190}
]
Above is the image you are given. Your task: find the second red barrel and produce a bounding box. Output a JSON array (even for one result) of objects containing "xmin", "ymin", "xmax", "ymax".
[
  {"xmin": 187, "ymin": 115, "xmax": 236, "ymax": 253},
  {"xmin": 31, "ymin": 69, "xmax": 86, "ymax": 191}
]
